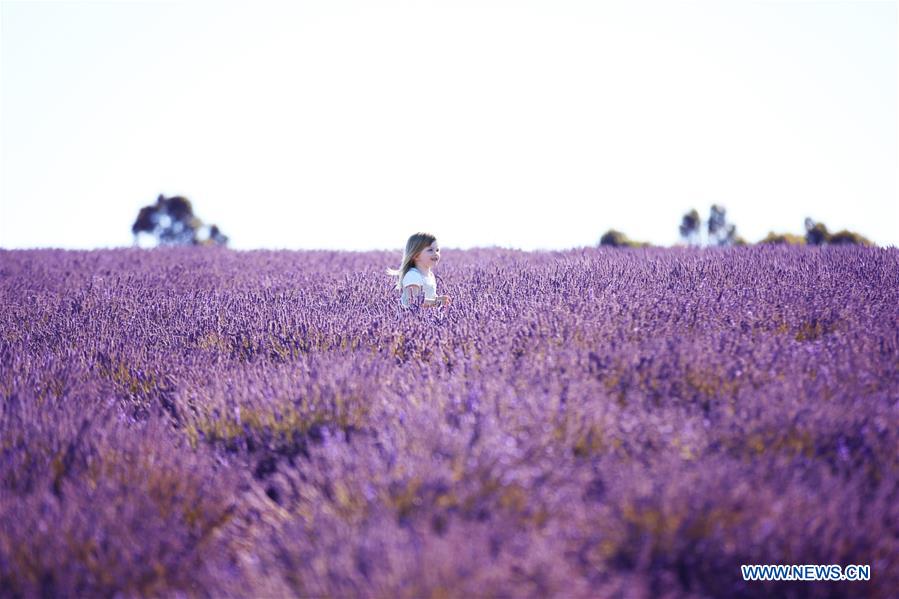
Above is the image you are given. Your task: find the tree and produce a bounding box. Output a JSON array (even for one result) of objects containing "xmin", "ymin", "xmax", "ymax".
[
  {"xmin": 804, "ymin": 218, "xmax": 829, "ymax": 246},
  {"xmin": 828, "ymin": 230, "xmax": 872, "ymax": 246},
  {"xmin": 805, "ymin": 217, "xmax": 872, "ymax": 246},
  {"xmin": 707, "ymin": 204, "xmax": 738, "ymax": 246},
  {"xmin": 679, "ymin": 209, "xmax": 701, "ymax": 247},
  {"xmin": 132, "ymin": 194, "xmax": 229, "ymax": 248},
  {"xmin": 679, "ymin": 205, "xmax": 741, "ymax": 247},
  {"xmin": 599, "ymin": 229, "xmax": 650, "ymax": 248},
  {"xmin": 759, "ymin": 232, "xmax": 806, "ymax": 245}
]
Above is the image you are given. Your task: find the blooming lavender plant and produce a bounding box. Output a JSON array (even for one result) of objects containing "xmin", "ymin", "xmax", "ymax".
[{"xmin": 1, "ymin": 245, "xmax": 896, "ymax": 598}]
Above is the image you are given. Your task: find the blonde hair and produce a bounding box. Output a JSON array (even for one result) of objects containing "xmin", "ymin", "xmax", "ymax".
[{"xmin": 386, "ymin": 232, "xmax": 437, "ymax": 290}]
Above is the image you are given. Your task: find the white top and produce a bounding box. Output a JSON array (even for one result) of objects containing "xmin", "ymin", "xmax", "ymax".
[{"xmin": 400, "ymin": 267, "xmax": 437, "ymax": 307}]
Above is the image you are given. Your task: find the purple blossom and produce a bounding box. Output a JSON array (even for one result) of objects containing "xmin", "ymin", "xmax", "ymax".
[{"xmin": 1, "ymin": 245, "xmax": 897, "ymax": 597}]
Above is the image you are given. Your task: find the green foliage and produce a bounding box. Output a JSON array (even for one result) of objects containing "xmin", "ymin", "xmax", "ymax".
[
  {"xmin": 805, "ymin": 218, "xmax": 872, "ymax": 246},
  {"xmin": 759, "ymin": 232, "xmax": 806, "ymax": 245},
  {"xmin": 828, "ymin": 229, "xmax": 873, "ymax": 246},
  {"xmin": 599, "ymin": 229, "xmax": 651, "ymax": 248}
]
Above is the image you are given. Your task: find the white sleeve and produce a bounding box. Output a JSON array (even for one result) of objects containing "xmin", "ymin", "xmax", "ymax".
[{"xmin": 401, "ymin": 270, "xmax": 423, "ymax": 288}]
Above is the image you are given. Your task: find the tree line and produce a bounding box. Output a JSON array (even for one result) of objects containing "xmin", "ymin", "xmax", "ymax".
[
  {"xmin": 132, "ymin": 195, "xmax": 873, "ymax": 250},
  {"xmin": 599, "ymin": 204, "xmax": 873, "ymax": 248}
]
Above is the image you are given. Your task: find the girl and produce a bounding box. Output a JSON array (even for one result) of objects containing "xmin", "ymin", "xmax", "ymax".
[{"xmin": 387, "ymin": 232, "xmax": 452, "ymax": 308}]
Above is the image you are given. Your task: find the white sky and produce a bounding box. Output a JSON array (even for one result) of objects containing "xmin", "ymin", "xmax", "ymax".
[{"xmin": 1, "ymin": 0, "xmax": 896, "ymax": 251}]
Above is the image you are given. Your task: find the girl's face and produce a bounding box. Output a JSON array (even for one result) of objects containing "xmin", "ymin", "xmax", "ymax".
[{"xmin": 413, "ymin": 241, "xmax": 440, "ymax": 270}]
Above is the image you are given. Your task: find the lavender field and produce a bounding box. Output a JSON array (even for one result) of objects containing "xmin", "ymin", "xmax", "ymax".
[{"xmin": 1, "ymin": 246, "xmax": 897, "ymax": 598}]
